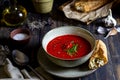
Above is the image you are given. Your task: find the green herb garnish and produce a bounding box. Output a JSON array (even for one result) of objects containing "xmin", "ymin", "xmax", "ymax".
[{"xmin": 65, "ymin": 41, "xmax": 78, "ymax": 56}]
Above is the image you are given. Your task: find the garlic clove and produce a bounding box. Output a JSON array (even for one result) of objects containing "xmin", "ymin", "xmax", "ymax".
[
  {"xmin": 109, "ymin": 27, "xmax": 118, "ymax": 35},
  {"xmin": 97, "ymin": 26, "xmax": 106, "ymax": 34},
  {"xmin": 104, "ymin": 27, "xmax": 118, "ymax": 39}
]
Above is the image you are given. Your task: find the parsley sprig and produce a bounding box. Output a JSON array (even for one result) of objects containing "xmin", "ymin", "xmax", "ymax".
[{"xmin": 65, "ymin": 41, "xmax": 78, "ymax": 56}]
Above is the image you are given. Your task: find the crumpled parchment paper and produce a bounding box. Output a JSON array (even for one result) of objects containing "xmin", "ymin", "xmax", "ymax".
[{"xmin": 61, "ymin": 1, "xmax": 113, "ymax": 25}]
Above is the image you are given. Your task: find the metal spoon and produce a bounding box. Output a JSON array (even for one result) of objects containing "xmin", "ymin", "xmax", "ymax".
[{"xmin": 12, "ymin": 49, "xmax": 43, "ymax": 79}]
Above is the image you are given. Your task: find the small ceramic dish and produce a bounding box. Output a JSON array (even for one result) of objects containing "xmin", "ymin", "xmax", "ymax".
[{"xmin": 10, "ymin": 28, "xmax": 31, "ymax": 45}]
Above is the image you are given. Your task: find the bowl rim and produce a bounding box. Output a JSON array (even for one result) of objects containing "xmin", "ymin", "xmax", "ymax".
[{"xmin": 42, "ymin": 26, "xmax": 96, "ymax": 60}]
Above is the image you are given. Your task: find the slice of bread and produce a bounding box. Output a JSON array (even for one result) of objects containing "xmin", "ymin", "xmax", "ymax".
[
  {"xmin": 89, "ymin": 40, "xmax": 108, "ymax": 69},
  {"xmin": 73, "ymin": 0, "xmax": 111, "ymax": 12}
]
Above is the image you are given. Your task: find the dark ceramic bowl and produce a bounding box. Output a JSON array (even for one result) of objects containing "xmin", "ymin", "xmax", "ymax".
[{"xmin": 10, "ymin": 28, "xmax": 31, "ymax": 45}]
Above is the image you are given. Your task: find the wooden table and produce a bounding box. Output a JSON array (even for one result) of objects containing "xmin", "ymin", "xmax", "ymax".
[{"xmin": 0, "ymin": 0, "xmax": 120, "ymax": 80}]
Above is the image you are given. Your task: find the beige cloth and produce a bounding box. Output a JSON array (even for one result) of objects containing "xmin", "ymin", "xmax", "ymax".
[{"xmin": 61, "ymin": 1, "xmax": 113, "ymax": 24}]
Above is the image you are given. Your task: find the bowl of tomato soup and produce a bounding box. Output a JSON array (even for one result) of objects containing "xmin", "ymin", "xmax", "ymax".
[{"xmin": 42, "ymin": 26, "xmax": 95, "ymax": 67}]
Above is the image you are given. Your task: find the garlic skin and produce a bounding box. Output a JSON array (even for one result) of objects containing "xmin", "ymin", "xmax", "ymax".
[
  {"xmin": 97, "ymin": 26, "xmax": 107, "ymax": 34},
  {"xmin": 116, "ymin": 27, "xmax": 120, "ymax": 32},
  {"xmin": 103, "ymin": 9, "xmax": 117, "ymax": 27}
]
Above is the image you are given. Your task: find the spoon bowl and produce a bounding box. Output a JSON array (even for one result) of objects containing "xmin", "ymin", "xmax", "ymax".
[
  {"xmin": 12, "ymin": 50, "xmax": 29, "ymax": 65},
  {"xmin": 12, "ymin": 49, "xmax": 44, "ymax": 79}
]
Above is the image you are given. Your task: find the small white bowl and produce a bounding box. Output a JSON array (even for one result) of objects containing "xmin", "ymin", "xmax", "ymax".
[{"xmin": 42, "ymin": 26, "xmax": 96, "ymax": 67}]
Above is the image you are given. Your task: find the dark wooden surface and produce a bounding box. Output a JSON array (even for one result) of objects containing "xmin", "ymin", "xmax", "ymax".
[{"xmin": 0, "ymin": 0, "xmax": 120, "ymax": 80}]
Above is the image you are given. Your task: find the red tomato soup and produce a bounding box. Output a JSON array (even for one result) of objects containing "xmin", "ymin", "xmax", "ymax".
[{"xmin": 47, "ymin": 35, "xmax": 91, "ymax": 60}]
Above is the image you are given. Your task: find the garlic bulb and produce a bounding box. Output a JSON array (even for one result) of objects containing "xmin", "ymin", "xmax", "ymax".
[{"xmin": 103, "ymin": 9, "xmax": 117, "ymax": 27}]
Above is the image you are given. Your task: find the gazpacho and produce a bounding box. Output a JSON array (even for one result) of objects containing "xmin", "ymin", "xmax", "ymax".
[{"xmin": 47, "ymin": 35, "xmax": 91, "ymax": 60}]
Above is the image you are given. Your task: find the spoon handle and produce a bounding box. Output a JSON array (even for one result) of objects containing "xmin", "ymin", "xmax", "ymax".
[
  {"xmin": 21, "ymin": 69, "xmax": 32, "ymax": 79},
  {"xmin": 27, "ymin": 65, "xmax": 44, "ymax": 80}
]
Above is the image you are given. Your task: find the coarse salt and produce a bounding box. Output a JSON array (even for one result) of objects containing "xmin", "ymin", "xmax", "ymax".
[{"xmin": 13, "ymin": 33, "xmax": 28, "ymax": 40}]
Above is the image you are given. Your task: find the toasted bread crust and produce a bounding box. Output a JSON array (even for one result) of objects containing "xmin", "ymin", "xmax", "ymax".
[{"xmin": 73, "ymin": 0, "xmax": 111, "ymax": 12}]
